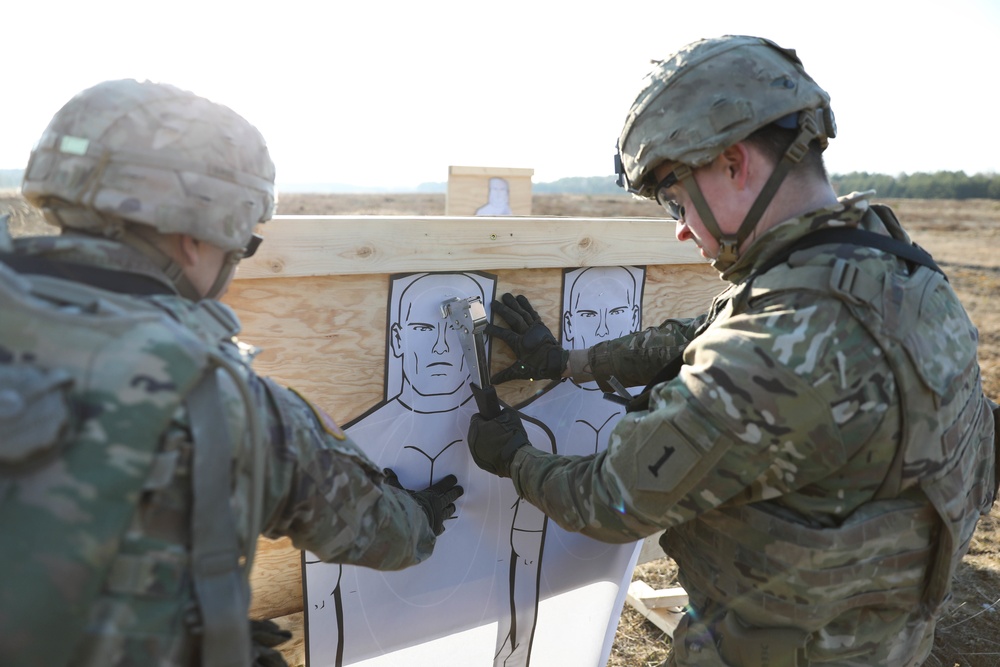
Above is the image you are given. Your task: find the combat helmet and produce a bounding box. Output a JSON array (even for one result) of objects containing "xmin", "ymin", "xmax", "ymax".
[
  {"xmin": 21, "ymin": 79, "xmax": 275, "ymax": 297},
  {"xmin": 615, "ymin": 35, "xmax": 837, "ymax": 272}
]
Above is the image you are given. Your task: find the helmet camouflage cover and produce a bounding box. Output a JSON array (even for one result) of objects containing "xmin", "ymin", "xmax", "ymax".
[
  {"xmin": 617, "ymin": 35, "xmax": 835, "ymax": 199},
  {"xmin": 22, "ymin": 79, "xmax": 275, "ymax": 252}
]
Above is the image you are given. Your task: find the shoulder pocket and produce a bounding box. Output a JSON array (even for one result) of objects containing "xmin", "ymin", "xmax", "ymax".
[
  {"xmin": 897, "ymin": 268, "xmax": 976, "ymax": 397},
  {"xmin": 0, "ymin": 364, "xmax": 74, "ymax": 467}
]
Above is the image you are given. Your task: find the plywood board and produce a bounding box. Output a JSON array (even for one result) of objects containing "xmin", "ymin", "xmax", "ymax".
[{"xmin": 224, "ymin": 215, "xmax": 721, "ymax": 663}]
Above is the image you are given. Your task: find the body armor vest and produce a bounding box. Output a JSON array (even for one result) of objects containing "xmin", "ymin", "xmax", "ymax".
[
  {"xmin": 0, "ymin": 256, "xmax": 259, "ymax": 667},
  {"xmin": 662, "ymin": 222, "xmax": 996, "ymax": 664}
]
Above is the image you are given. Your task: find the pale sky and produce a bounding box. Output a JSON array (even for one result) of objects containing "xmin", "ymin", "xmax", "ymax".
[{"xmin": 3, "ymin": 0, "xmax": 998, "ymax": 190}]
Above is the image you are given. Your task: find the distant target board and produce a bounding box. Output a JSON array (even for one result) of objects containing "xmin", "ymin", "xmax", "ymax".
[{"xmin": 445, "ymin": 166, "xmax": 533, "ymax": 216}]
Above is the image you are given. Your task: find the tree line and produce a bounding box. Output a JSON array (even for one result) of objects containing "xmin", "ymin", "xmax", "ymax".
[
  {"xmin": 0, "ymin": 169, "xmax": 23, "ymax": 189},
  {"xmin": 829, "ymin": 171, "xmax": 1000, "ymax": 200},
  {"xmin": 538, "ymin": 171, "xmax": 1000, "ymax": 199}
]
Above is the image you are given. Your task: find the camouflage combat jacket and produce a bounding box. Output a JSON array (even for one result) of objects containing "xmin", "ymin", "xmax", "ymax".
[
  {"xmin": 509, "ymin": 194, "xmax": 996, "ymax": 666},
  {"xmin": 0, "ymin": 235, "xmax": 437, "ymax": 667}
]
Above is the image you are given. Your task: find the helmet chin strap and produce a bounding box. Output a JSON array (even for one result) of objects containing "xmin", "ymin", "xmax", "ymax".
[
  {"xmin": 202, "ymin": 252, "xmax": 241, "ymax": 300},
  {"xmin": 673, "ymin": 110, "xmax": 824, "ymax": 274},
  {"xmin": 671, "ymin": 164, "xmax": 737, "ymax": 272}
]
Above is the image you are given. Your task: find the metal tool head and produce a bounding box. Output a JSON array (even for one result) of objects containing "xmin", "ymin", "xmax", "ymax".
[{"xmin": 440, "ymin": 296, "xmax": 490, "ymax": 389}]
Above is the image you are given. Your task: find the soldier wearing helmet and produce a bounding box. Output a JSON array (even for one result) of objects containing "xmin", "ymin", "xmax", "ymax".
[
  {"xmin": 468, "ymin": 36, "xmax": 997, "ymax": 665},
  {"xmin": 0, "ymin": 79, "xmax": 462, "ymax": 667}
]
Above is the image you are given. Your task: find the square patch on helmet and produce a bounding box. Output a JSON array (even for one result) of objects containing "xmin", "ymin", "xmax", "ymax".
[{"xmin": 59, "ymin": 136, "xmax": 90, "ymax": 156}]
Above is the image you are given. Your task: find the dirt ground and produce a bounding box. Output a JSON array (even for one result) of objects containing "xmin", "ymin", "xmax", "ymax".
[{"xmin": 3, "ymin": 191, "xmax": 999, "ymax": 665}]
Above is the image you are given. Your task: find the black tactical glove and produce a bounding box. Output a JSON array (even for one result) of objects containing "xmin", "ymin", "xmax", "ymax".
[
  {"xmin": 467, "ymin": 407, "xmax": 531, "ymax": 478},
  {"xmin": 384, "ymin": 468, "xmax": 464, "ymax": 536},
  {"xmin": 487, "ymin": 293, "xmax": 568, "ymax": 384},
  {"xmin": 250, "ymin": 618, "xmax": 292, "ymax": 667}
]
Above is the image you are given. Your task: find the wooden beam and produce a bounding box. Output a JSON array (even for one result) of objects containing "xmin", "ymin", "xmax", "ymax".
[
  {"xmin": 237, "ymin": 216, "xmax": 703, "ymax": 279},
  {"xmin": 626, "ymin": 580, "xmax": 688, "ymax": 638},
  {"xmin": 634, "ymin": 585, "xmax": 689, "ymax": 609}
]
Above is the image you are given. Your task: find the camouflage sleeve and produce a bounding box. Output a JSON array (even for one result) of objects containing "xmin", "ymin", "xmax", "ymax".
[
  {"xmin": 510, "ymin": 296, "xmax": 894, "ymax": 541},
  {"xmin": 256, "ymin": 379, "xmax": 437, "ymax": 571},
  {"xmin": 587, "ymin": 314, "xmax": 707, "ymax": 388}
]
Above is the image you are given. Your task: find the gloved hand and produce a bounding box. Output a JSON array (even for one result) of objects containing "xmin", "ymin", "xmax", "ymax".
[
  {"xmin": 250, "ymin": 618, "xmax": 292, "ymax": 667},
  {"xmin": 467, "ymin": 407, "xmax": 531, "ymax": 478},
  {"xmin": 487, "ymin": 293, "xmax": 568, "ymax": 384},
  {"xmin": 384, "ymin": 468, "xmax": 464, "ymax": 536}
]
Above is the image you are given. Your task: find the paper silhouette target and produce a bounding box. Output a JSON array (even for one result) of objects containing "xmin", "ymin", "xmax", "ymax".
[
  {"xmin": 304, "ymin": 266, "xmax": 647, "ymax": 666},
  {"xmin": 475, "ymin": 178, "xmax": 513, "ymax": 216},
  {"xmin": 304, "ymin": 271, "xmax": 552, "ymax": 667},
  {"xmin": 514, "ymin": 265, "xmax": 647, "ymax": 666}
]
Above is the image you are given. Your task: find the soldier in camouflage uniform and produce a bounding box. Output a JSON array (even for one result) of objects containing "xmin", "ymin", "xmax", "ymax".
[
  {"xmin": 468, "ymin": 35, "xmax": 998, "ymax": 666},
  {"xmin": 0, "ymin": 79, "xmax": 463, "ymax": 667}
]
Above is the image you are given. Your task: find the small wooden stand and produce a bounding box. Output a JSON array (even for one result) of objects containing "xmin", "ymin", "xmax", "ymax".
[{"xmin": 625, "ymin": 581, "xmax": 688, "ymax": 638}]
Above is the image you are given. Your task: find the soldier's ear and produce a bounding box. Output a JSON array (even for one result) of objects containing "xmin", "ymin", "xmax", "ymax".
[
  {"xmin": 719, "ymin": 142, "xmax": 751, "ymax": 189},
  {"xmin": 158, "ymin": 233, "xmax": 198, "ymax": 267},
  {"xmin": 631, "ymin": 304, "xmax": 640, "ymax": 331},
  {"xmin": 390, "ymin": 322, "xmax": 404, "ymax": 358}
]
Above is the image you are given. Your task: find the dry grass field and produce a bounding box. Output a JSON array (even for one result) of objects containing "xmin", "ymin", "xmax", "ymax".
[{"xmin": 3, "ymin": 190, "xmax": 999, "ymax": 665}]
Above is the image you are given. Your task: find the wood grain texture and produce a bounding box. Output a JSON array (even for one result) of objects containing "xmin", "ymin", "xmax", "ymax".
[
  {"xmin": 227, "ymin": 273, "xmax": 389, "ymax": 422},
  {"xmin": 249, "ymin": 537, "xmax": 302, "ymax": 620},
  {"xmin": 237, "ymin": 216, "xmax": 705, "ymax": 279}
]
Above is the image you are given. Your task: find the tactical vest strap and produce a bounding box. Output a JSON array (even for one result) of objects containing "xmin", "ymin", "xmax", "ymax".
[
  {"xmin": 750, "ymin": 262, "xmax": 884, "ymax": 306},
  {"xmin": 0, "ymin": 252, "xmax": 175, "ymax": 296},
  {"xmin": 187, "ymin": 370, "xmax": 251, "ymax": 667},
  {"xmin": 752, "ymin": 226, "xmax": 944, "ymax": 279},
  {"xmin": 192, "ymin": 299, "xmax": 242, "ymax": 340}
]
